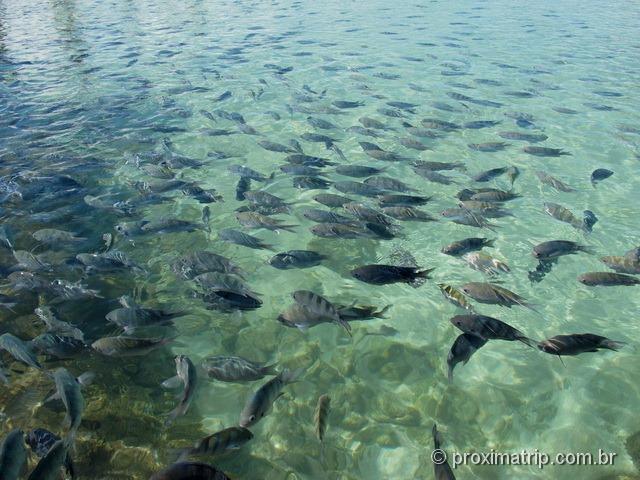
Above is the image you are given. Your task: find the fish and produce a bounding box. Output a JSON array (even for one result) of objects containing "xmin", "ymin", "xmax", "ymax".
[
  {"xmin": 468, "ymin": 142, "xmax": 510, "ymax": 152},
  {"xmin": 469, "ymin": 189, "xmax": 519, "ymax": 202},
  {"xmin": 600, "ymin": 256, "xmax": 640, "ymax": 274},
  {"xmin": 269, "ymin": 250, "xmax": 326, "ymax": 269},
  {"xmin": 471, "ymin": 167, "xmax": 509, "ymax": 182},
  {"xmin": 280, "ymin": 165, "xmax": 324, "ymax": 176},
  {"xmin": 460, "ymin": 283, "xmax": 537, "ymax": 311},
  {"xmin": 437, "ymin": 284, "xmax": 475, "ymax": 312},
  {"xmin": 310, "ymin": 223, "xmax": 370, "ymax": 239},
  {"xmin": 235, "ymin": 212, "xmax": 297, "ymax": 232},
  {"xmin": 421, "ymin": 118, "xmax": 460, "ymax": 131},
  {"xmin": 293, "ymin": 290, "xmax": 351, "ymax": 335},
  {"xmin": 0, "ymin": 333, "xmax": 42, "ymax": 369},
  {"xmin": 181, "ymin": 427, "xmax": 253, "ymax": 459},
  {"xmin": 538, "ymin": 334, "xmax": 625, "ymax": 356},
  {"xmin": 35, "ymin": 307, "xmax": 84, "ymax": 341},
  {"xmin": 218, "ymin": 229, "xmax": 272, "ymax": 250},
  {"xmin": 140, "ymin": 218, "xmax": 202, "ymax": 234},
  {"xmin": 498, "ymin": 131, "xmax": 548, "ymax": 142},
  {"xmin": 442, "ymin": 237, "xmax": 495, "ymax": 256},
  {"xmin": 27, "ymin": 439, "xmax": 68, "ymax": 480},
  {"xmin": 0, "ymin": 429, "xmax": 28, "ymax": 480},
  {"xmin": 447, "ymin": 333, "xmax": 487, "ymax": 381},
  {"xmin": 441, "ymin": 209, "xmax": 498, "ymax": 230},
  {"xmin": 450, "ymin": 314, "xmax": 536, "ymax": 346},
  {"xmin": 163, "ymin": 355, "xmax": 197, "ymax": 426},
  {"xmin": 30, "ymin": 334, "xmax": 87, "ymax": 359},
  {"xmin": 197, "ymin": 288, "xmax": 262, "ymax": 312},
  {"xmin": 285, "ymin": 154, "xmax": 335, "ymax": 167},
  {"xmin": 52, "ymin": 367, "xmax": 84, "ymax": 443},
  {"xmin": 413, "ymin": 161, "xmax": 465, "ymax": 171},
  {"xmin": 334, "ymin": 181, "xmax": 386, "ymax": 198},
  {"xmin": 364, "ymin": 176, "xmax": 415, "ymax": 193},
  {"xmin": 149, "ymin": 461, "xmax": 231, "ymax": 480},
  {"xmin": 307, "ymin": 117, "xmax": 337, "ymax": 130},
  {"xmin": 332, "ymin": 100, "xmax": 364, "ymax": 109},
  {"xmin": 351, "ymin": 264, "xmax": 433, "ymax": 285},
  {"xmin": 543, "ymin": 203, "xmax": 592, "ymax": 233},
  {"xmin": 243, "ymin": 190, "xmax": 288, "ymax": 208},
  {"xmin": 91, "ymin": 336, "xmax": 172, "ymax": 356},
  {"xmin": 432, "ymin": 425, "xmax": 456, "ymax": 480},
  {"xmin": 12, "ymin": 250, "xmax": 52, "ymax": 272},
  {"xmin": 202, "ymin": 356, "xmax": 277, "ymax": 382},
  {"xmin": 535, "ymin": 171, "xmax": 575, "ymax": 192},
  {"xmin": 32, "ymin": 229, "xmax": 86, "ymax": 245},
  {"xmin": 228, "ymin": 165, "xmax": 272, "ymax": 182},
  {"xmin": 523, "ymin": 146, "xmax": 571, "ymax": 157},
  {"xmin": 463, "ymin": 252, "xmax": 510, "ymax": 275},
  {"xmin": 258, "ymin": 140, "xmax": 295, "ymax": 153},
  {"xmin": 533, "ymin": 240, "xmax": 593, "ymax": 260},
  {"xmin": 578, "ymin": 272, "xmax": 640, "ymax": 286},
  {"xmin": 335, "ymin": 304, "xmax": 391, "ymax": 321},
  {"xmin": 382, "ymin": 206, "xmax": 437, "ymax": 222},
  {"xmin": 377, "ymin": 194, "xmax": 432, "ymax": 207},
  {"xmin": 214, "ymin": 90, "xmax": 232, "ymax": 102},
  {"xmin": 239, "ymin": 368, "xmax": 303, "ymax": 428},
  {"xmin": 591, "ymin": 168, "xmax": 614, "ymax": 186},
  {"xmin": 313, "ymin": 193, "xmax": 353, "ymax": 208},
  {"xmin": 76, "ymin": 251, "xmax": 142, "ymax": 272},
  {"xmin": 172, "ymin": 252, "xmax": 245, "ymax": 280},
  {"xmin": 25, "ymin": 429, "xmax": 74, "ymax": 478},
  {"xmin": 301, "ymin": 208, "xmax": 355, "ymax": 224},
  {"xmin": 343, "ymin": 202, "xmax": 393, "ymax": 226},
  {"xmin": 414, "ymin": 168, "xmax": 457, "ymax": 185},
  {"xmin": 314, "ymin": 394, "xmax": 331, "ymax": 442},
  {"xmin": 293, "ymin": 176, "xmax": 332, "ymax": 189},
  {"xmin": 463, "ymin": 120, "xmax": 501, "ymax": 129}
]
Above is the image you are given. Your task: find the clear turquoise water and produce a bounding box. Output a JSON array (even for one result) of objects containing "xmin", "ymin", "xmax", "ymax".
[{"xmin": 1, "ymin": 0, "xmax": 639, "ymax": 478}]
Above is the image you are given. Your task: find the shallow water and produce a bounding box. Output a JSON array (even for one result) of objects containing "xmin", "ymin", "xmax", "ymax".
[{"xmin": 1, "ymin": 0, "xmax": 640, "ymax": 478}]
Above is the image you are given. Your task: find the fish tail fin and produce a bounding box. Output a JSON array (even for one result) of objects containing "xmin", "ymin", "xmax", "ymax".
[
  {"xmin": 518, "ymin": 336, "xmax": 539, "ymax": 349},
  {"xmin": 601, "ymin": 340, "xmax": 626, "ymax": 351},
  {"xmin": 280, "ymin": 367, "xmax": 304, "ymax": 384},
  {"xmin": 376, "ymin": 304, "xmax": 392, "ymax": 318},
  {"xmin": 416, "ymin": 267, "xmax": 435, "ymax": 279},
  {"xmin": 432, "ymin": 424, "xmax": 442, "ymax": 449},
  {"xmin": 338, "ymin": 318, "xmax": 353, "ymax": 337},
  {"xmin": 447, "ymin": 365, "xmax": 454, "ymax": 383},
  {"xmin": 579, "ymin": 245, "xmax": 596, "ymax": 255}
]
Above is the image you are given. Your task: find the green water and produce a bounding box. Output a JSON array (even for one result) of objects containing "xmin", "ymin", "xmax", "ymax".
[{"xmin": 1, "ymin": 0, "xmax": 639, "ymax": 478}]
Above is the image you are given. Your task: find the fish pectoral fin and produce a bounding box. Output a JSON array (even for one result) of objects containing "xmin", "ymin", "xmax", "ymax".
[{"xmin": 161, "ymin": 375, "xmax": 182, "ymax": 389}]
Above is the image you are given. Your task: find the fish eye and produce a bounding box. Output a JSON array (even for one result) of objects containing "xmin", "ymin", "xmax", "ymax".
[{"xmin": 249, "ymin": 415, "xmax": 256, "ymax": 422}]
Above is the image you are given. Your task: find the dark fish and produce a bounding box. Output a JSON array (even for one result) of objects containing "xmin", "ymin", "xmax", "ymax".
[
  {"xmin": 258, "ymin": 140, "xmax": 295, "ymax": 153},
  {"xmin": 243, "ymin": 190, "xmax": 288, "ymax": 207},
  {"xmin": 239, "ymin": 369, "xmax": 303, "ymax": 427},
  {"xmin": 293, "ymin": 290, "xmax": 351, "ymax": 335},
  {"xmin": 377, "ymin": 194, "xmax": 432, "ymax": 207},
  {"xmin": 181, "ymin": 427, "xmax": 253, "ymax": 459},
  {"xmin": 498, "ymin": 131, "xmax": 548, "ymax": 142},
  {"xmin": 172, "ymin": 251, "xmax": 245, "ymax": 279},
  {"xmin": 578, "ymin": 272, "xmax": 640, "ymax": 286},
  {"xmin": 293, "ymin": 176, "xmax": 332, "ymax": 190},
  {"xmin": 228, "ymin": 165, "xmax": 271, "ymax": 182},
  {"xmin": 314, "ymin": 394, "xmax": 331, "ymax": 442},
  {"xmin": 460, "ymin": 283, "xmax": 536, "ymax": 310},
  {"xmin": 432, "ymin": 425, "xmax": 456, "ymax": 480},
  {"xmin": 280, "ymin": 165, "xmax": 323, "ymax": 176},
  {"xmin": 91, "ymin": 336, "xmax": 172, "ymax": 356},
  {"xmin": 553, "ymin": 107, "xmax": 579, "ymax": 114},
  {"xmin": 310, "ymin": 223, "xmax": 370, "ymax": 239},
  {"xmin": 524, "ymin": 146, "xmax": 571, "ymax": 157},
  {"xmin": 364, "ymin": 176, "xmax": 414, "ymax": 193},
  {"xmin": 202, "ymin": 356, "xmax": 276, "ymax": 382},
  {"xmin": 447, "ymin": 333, "xmax": 487, "ymax": 381},
  {"xmin": 535, "ymin": 171, "xmax": 575, "ymax": 192},
  {"xmin": 235, "ymin": 212, "xmax": 297, "ymax": 232},
  {"xmin": 25, "ymin": 429, "xmax": 74, "ymax": 479},
  {"xmin": 463, "ymin": 120, "xmax": 500, "ymax": 129},
  {"xmin": 387, "ymin": 101, "xmax": 417, "ymax": 111},
  {"xmin": 335, "ymin": 304, "xmax": 391, "ymax": 321},
  {"xmin": 382, "ymin": 206, "xmax": 437, "ymax": 222},
  {"xmin": 30, "ymin": 334, "xmax": 86, "ymax": 359},
  {"xmin": 538, "ymin": 334, "xmax": 624, "ymax": 357},
  {"xmin": 313, "ymin": 193, "xmax": 353, "ymax": 208},
  {"xmin": 543, "ymin": 202, "xmax": 588, "ymax": 232},
  {"xmin": 591, "ymin": 168, "xmax": 613, "ymax": 186},
  {"xmin": 218, "ymin": 229, "xmax": 272, "ymax": 250},
  {"xmin": 358, "ymin": 117, "xmax": 392, "ymax": 130},
  {"xmin": 52, "ymin": 367, "xmax": 84, "ymax": 442},
  {"xmin": 301, "ymin": 208, "xmax": 355, "ymax": 224},
  {"xmin": 471, "ymin": 167, "xmax": 509, "ymax": 182},
  {"xmin": 197, "ymin": 289, "xmax": 262, "ymax": 311},
  {"xmin": 412, "ymin": 161, "xmax": 466, "ymax": 172},
  {"xmin": 0, "ymin": 429, "xmax": 27, "ymax": 480},
  {"xmin": 336, "ymin": 165, "xmax": 385, "ymax": 178},
  {"xmin": 450, "ymin": 314, "xmax": 536, "ymax": 347},
  {"xmin": 27, "ymin": 439, "xmax": 68, "ymax": 480},
  {"xmin": 270, "ymin": 250, "xmax": 326, "ymax": 269},
  {"xmin": 421, "ymin": 118, "xmax": 460, "ymax": 131},
  {"xmin": 307, "ymin": 117, "xmax": 337, "ymax": 130},
  {"xmin": 149, "ymin": 461, "xmax": 231, "ymax": 480},
  {"xmin": 350, "ymin": 264, "xmax": 433, "ymax": 285},
  {"xmin": 301, "ymin": 132, "xmax": 337, "ymax": 147},
  {"xmin": 600, "ymin": 255, "xmax": 640, "ymax": 274},
  {"xmin": 334, "ymin": 181, "xmax": 386, "ymax": 198},
  {"xmin": 467, "ymin": 140, "xmax": 512, "ymax": 152},
  {"xmin": 0, "ymin": 333, "xmax": 42, "ymax": 369},
  {"xmin": 533, "ymin": 241, "xmax": 592, "ymax": 260},
  {"xmin": 163, "ymin": 355, "xmax": 197, "ymax": 426},
  {"xmin": 285, "ymin": 154, "xmax": 335, "ymax": 167},
  {"xmin": 332, "ymin": 100, "xmax": 364, "ymax": 109},
  {"xmin": 214, "ymin": 91, "xmax": 232, "ymax": 102}
]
